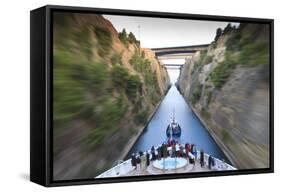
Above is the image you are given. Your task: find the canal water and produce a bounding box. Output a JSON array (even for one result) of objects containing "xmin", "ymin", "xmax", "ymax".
[{"xmin": 128, "ymin": 69, "xmax": 229, "ymax": 162}]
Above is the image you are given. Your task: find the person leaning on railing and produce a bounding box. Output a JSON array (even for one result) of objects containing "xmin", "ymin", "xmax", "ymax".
[
  {"xmin": 146, "ymin": 151, "xmax": 150, "ymax": 166},
  {"xmin": 151, "ymin": 146, "xmax": 157, "ymax": 161},
  {"xmin": 179, "ymin": 144, "xmax": 184, "ymax": 157},
  {"xmin": 172, "ymin": 143, "xmax": 176, "ymax": 157},
  {"xmin": 157, "ymin": 145, "xmax": 162, "ymax": 160},
  {"xmin": 162, "ymin": 143, "xmax": 168, "ymax": 158},
  {"xmin": 200, "ymin": 149, "xmax": 204, "ymax": 167},
  {"xmin": 140, "ymin": 152, "xmax": 147, "ymax": 171},
  {"xmin": 131, "ymin": 153, "xmax": 137, "ymax": 169}
]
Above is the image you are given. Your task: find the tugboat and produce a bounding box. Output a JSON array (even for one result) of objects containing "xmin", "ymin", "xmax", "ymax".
[{"xmin": 166, "ymin": 110, "xmax": 181, "ymax": 138}]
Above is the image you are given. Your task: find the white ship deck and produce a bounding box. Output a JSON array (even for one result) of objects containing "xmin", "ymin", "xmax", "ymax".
[
  {"xmin": 96, "ymin": 151, "xmax": 236, "ymax": 178},
  {"xmin": 125, "ymin": 158, "xmax": 212, "ymax": 176}
]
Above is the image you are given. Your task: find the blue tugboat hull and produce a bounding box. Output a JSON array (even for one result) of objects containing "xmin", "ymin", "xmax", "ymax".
[{"xmin": 166, "ymin": 125, "xmax": 181, "ymax": 138}]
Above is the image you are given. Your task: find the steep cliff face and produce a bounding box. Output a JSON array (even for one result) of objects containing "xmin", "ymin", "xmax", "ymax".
[
  {"xmin": 53, "ymin": 12, "xmax": 170, "ymax": 180},
  {"xmin": 178, "ymin": 23, "xmax": 270, "ymax": 169}
]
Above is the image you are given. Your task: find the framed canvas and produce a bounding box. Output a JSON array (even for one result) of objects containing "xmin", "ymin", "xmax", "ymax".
[{"xmin": 30, "ymin": 5, "xmax": 274, "ymax": 187}]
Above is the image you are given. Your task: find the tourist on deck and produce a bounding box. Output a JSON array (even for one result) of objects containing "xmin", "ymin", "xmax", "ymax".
[
  {"xmin": 157, "ymin": 145, "xmax": 162, "ymax": 160},
  {"xmin": 183, "ymin": 148, "xmax": 188, "ymax": 158},
  {"xmin": 208, "ymin": 155, "xmax": 213, "ymax": 169},
  {"xmin": 191, "ymin": 144, "xmax": 194, "ymax": 154},
  {"xmin": 160, "ymin": 144, "xmax": 164, "ymax": 158},
  {"xmin": 136, "ymin": 153, "xmax": 141, "ymax": 170},
  {"xmin": 172, "ymin": 143, "xmax": 176, "ymax": 157},
  {"xmin": 185, "ymin": 143, "xmax": 189, "ymax": 156},
  {"xmin": 151, "ymin": 146, "xmax": 157, "ymax": 161},
  {"xmin": 211, "ymin": 156, "xmax": 215, "ymax": 167},
  {"xmin": 179, "ymin": 144, "xmax": 184, "ymax": 157},
  {"xmin": 200, "ymin": 149, "xmax": 204, "ymax": 167},
  {"xmin": 187, "ymin": 143, "xmax": 191, "ymax": 153},
  {"xmin": 189, "ymin": 155, "xmax": 195, "ymax": 164},
  {"xmin": 131, "ymin": 153, "xmax": 137, "ymax": 169},
  {"xmin": 168, "ymin": 146, "xmax": 172, "ymax": 157},
  {"xmin": 175, "ymin": 143, "xmax": 180, "ymax": 157},
  {"xmin": 140, "ymin": 152, "xmax": 147, "ymax": 171},
  {"xmin": 146, "ymin": 151, "xmax": 150, "ymax": 166},
  {"xmin": 163, "ymin": 143, "xmax": 168, "ymax": 158},
  {"xmin": 138, "ymin": 151, "xmax": 143, "ymax": 166},
  {"xmin": 193, "ymin": 145, "xmax": 197, "ymax": 158}
]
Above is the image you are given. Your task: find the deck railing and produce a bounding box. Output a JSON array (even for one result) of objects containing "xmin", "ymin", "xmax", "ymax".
[
  {"xmin": 96, "ymin": 159, "xmax": 134, "ymax": 178},
  {"xmin": 96, "ymin": 151, "xmax": 236, "ymax": 178},
  {"xmin": 195, "ymin": 151, "xmax": 237, "ymax": 171}
]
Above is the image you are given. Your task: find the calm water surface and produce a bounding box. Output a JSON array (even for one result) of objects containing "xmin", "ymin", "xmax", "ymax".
[{"xmin": 128, "ymin": 70, "xmax": 229, "ymax": 162}]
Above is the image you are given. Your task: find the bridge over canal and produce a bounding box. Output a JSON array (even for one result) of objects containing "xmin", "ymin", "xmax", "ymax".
[{"xmin": 152, "ymin": 44, "xmax": 209, "ymax": 70}]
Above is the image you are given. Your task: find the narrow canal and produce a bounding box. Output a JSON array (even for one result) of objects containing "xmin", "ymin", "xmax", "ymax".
[{"xmin": 128, "ymin": 69, "xmax": 229, "ymax": 162}]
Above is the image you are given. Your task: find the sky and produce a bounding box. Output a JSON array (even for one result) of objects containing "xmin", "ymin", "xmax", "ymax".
[
  {"xmin": 104, "ymin": 14, "xmax": 232, "ymax": 48},
  {"xmin": 167, "ymin": 69, "xmax": 181, "ymax": 84},
  {"xmin": 103, "ymin": 15, "xmax": 238, "ymax": 75}
]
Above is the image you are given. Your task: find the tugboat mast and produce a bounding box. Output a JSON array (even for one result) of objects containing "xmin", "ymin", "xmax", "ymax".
[{"xmin": 172, "ymin": 108, "xmax": 175, "ymax": 123}]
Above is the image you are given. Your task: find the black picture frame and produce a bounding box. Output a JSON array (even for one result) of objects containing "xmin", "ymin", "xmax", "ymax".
[{"xmin": 30, "ymin": 4, "xmax": 274, "ymax": 187}]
